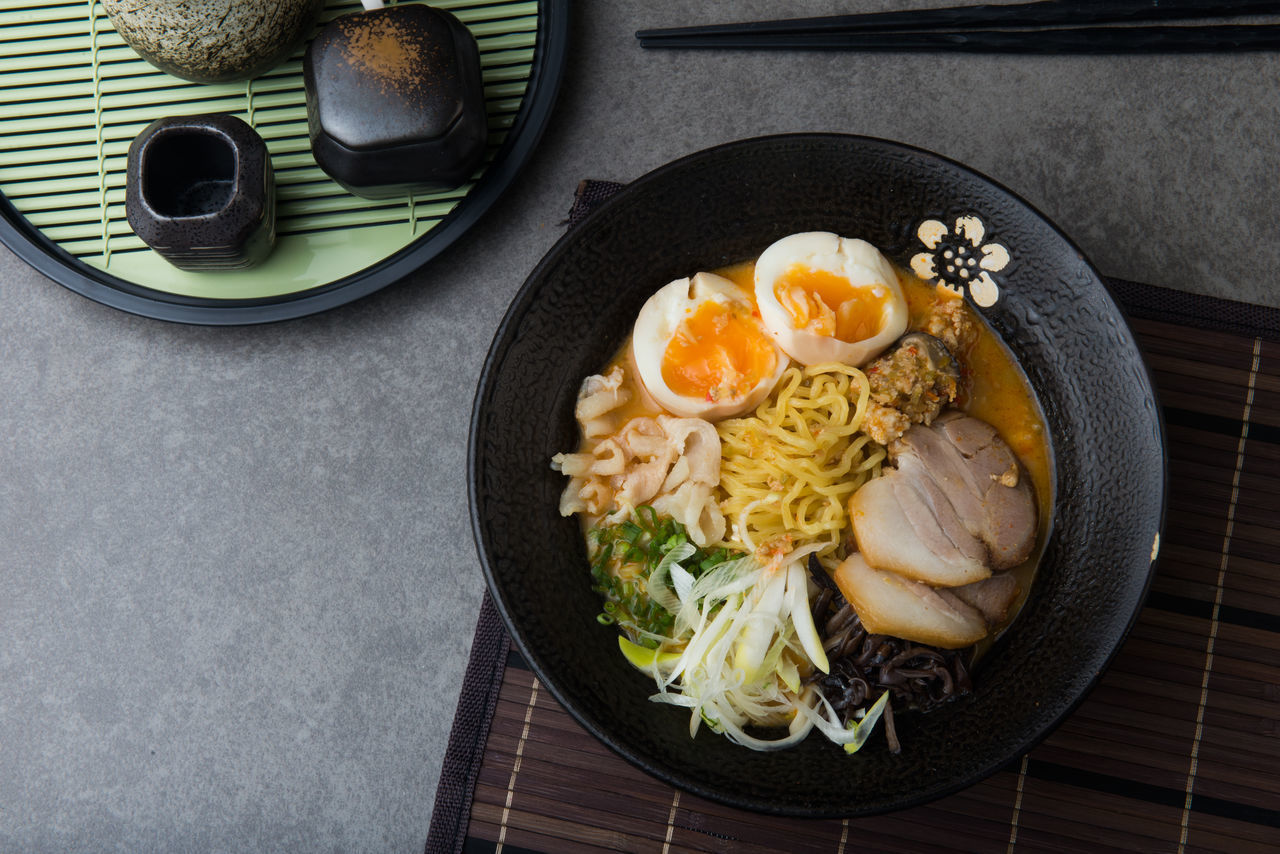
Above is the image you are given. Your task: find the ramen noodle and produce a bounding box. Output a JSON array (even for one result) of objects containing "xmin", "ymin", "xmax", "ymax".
[{"xmin": 716, "ymin": 363, "xmax": 884, "ymax": 559}]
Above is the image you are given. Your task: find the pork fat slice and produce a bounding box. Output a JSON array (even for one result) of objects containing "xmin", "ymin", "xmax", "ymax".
[{"xmin": 833, "ymin": 553, "xmax": 989, "ymax": 649}]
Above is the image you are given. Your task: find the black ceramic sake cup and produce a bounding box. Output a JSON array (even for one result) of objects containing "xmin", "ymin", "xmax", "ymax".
[
  {"xmin": 304, "ymin": 3, "xmax": 487, "ymax": 199},
  {"xmin": 125, "ymin": 114, "xmax": 276, "ymax": 271},
  {"xmin": 468, "ymin": 134, "xmax": 1167, "ymax": 817}
]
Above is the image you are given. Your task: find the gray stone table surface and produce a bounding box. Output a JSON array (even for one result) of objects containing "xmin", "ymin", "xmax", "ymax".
[{"xmin": 2, "ymin": 1, "xmax": 1278, "ymax": 851}]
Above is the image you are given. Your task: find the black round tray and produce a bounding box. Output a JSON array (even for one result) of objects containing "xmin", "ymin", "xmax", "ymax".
[{"xmin": 0, "ymin": 0, "xmax": 569, "ymax": 325}]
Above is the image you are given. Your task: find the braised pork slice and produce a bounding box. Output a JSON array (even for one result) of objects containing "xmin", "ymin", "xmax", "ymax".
[
  {"xmin": 832, "ymin": 553, "xmax": 988, "ymax": 649},
  {"xmin": 849, "ymin": 475, "xmax": 991, "ymax": 587},
  {"xmin": 891, "ymin": 412, "xmax": 1037, "ymax": 571},
  {"xmin": 849, "ymin": 412, "xmax": 1037, "ymax": 588},
  {"xmin": 948, "ymin": 573, "xmax": 1020, "ymax": 626}
]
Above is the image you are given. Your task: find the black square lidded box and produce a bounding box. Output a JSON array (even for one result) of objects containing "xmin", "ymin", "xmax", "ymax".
[{"xmin": 304, "ymin": 2, "xmax": 488, "ymax": 199}]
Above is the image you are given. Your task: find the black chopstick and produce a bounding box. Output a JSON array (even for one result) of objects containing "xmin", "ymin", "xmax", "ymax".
[
  {"xmin": 636, "ymin": 0, "xmax": 1280, "ymax": 41},
  {"xmin": 639, "ymin": 24, "xmax": 1280, "ymax": 54}
]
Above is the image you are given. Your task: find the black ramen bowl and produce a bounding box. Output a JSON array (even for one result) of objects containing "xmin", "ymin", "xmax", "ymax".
[{"xmin": 468, "ymin": 133, "xmax": 1166, "ymax": 817}]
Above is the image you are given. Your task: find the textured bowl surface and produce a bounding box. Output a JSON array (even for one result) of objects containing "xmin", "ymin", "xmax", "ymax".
[{"xmin": 469, "ymin": 134, "xmax": 1166, "ymax": 817}]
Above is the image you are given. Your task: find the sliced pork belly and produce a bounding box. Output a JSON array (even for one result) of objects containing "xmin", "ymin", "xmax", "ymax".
[
  {"xmin": 892, "ymin": 412, "xmax": 1037, "ymax": 571},
  {"xmin": 948, "ymin": 573, "xmax": 1020, "ymax": 626},
  {"xmin": 848, "ymin": 475, "xmax": 991, "ymax": 587},
  {"xmin": 832, "ymin": 553, "xmax": 988, "ymax": 649},
  {"xmin": 842, "ymin": 411, "xmax": 1035, "ymax": 645},
  {"xmin": 850, "ymin": 412, "xmax": 1037, "ymax": 590}
]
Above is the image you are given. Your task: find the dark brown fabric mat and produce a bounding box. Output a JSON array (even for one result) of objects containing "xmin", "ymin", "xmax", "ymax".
[{"xmin": 427, "ymin": 185, "xmax": 1280, "ymax": 854}]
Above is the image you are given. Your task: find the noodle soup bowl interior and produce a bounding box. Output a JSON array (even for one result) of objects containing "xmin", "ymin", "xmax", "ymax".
[{"xmin": 469, "ymin": 134, "xmax": 1165, "ymax": 816}]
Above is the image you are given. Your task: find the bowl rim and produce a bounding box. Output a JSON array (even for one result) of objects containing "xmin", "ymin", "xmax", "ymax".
[{"xmin": 468, "ymin": 131, "xmax": 1168, "ymax": 817}]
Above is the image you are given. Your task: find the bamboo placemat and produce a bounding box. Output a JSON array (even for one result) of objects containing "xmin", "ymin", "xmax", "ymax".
[{"xmin": 428, "ymin": 187, "xmax": 1280, "ymax": 854}]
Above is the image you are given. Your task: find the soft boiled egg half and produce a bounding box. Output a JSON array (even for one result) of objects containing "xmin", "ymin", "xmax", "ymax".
[
  {"xmin": 754, "ymin": 232, "xmax": 908, "ymax": 367},
  {"xmin": 632, "ymin": 272, "xmax": 789, "ymax": 420}
]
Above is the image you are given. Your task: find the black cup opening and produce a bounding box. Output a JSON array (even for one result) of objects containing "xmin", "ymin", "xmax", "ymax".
[{"xmin": 143, "ymin": 131, "xmax": 238, "ymax": 218}]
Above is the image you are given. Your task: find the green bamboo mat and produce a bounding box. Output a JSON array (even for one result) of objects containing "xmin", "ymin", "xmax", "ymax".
[
  {"xmin": 428, "ymin": 275, "xmax": 1280, "ymax": 853},
  {"xmin": 0, "ymin": 0, "xmax": 538, "ymax": 300}
]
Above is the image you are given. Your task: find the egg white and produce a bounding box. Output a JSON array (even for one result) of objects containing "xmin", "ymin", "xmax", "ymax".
[
  {"xmin": 754, "ymin": 232, "xmax": 908, "ymax": 367},
  {"xmin": 631, "ymin": 272, "xmax": 789, "ymax": 420}
]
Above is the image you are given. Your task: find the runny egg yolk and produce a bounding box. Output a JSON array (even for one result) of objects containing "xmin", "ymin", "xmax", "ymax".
[
  {"xmin": 661, "ymin": 300, "xmax": 778, "ymax": 403},
  {"xmin": 774, "ymin": 264, "xmax": 890, "ymax": 343}
]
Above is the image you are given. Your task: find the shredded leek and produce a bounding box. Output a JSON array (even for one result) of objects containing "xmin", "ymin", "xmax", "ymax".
[{"xmin": 591, "ymin": 507, "xmax": 888, "ymax": 754}]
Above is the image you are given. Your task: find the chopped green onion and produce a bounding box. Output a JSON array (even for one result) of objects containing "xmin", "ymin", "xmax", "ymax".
[{"xmin": 586, "ymin": 506, "xmax": 737, "ymax": 637}]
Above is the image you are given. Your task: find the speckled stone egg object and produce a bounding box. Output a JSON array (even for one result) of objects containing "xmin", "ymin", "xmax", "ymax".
[
  {"xmin": 304, "ymin": 3, "xmax": 488, "ymax": 199},
  {"xmin": 468, "ymin": 134, "xmax": 1166, "ymax": 817},
  {"xmin": 103, "ymin": 0, "xmax": 324, "ymax": 83},
  {"xmin": 126, "ymin": 113, "xmax": 276, "ymax": 270}
]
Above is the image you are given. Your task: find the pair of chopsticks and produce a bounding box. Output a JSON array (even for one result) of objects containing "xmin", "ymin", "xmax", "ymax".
[{"xmin": 636, "ymin": 0, "xmax": 1280, "ymax": 53}]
